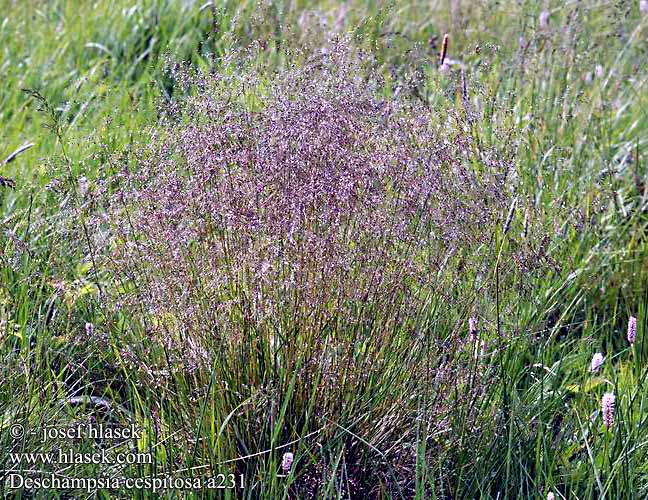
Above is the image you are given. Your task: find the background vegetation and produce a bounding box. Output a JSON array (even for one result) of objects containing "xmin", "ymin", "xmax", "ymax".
[{"xmin": 1, "ymin": 0, "xmax": 647, "ymax": 498}]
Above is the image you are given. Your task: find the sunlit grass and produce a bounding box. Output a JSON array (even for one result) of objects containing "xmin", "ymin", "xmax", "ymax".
[{"xmin": 1, "ymin": 0, "xmax": 648, "ymax": 498}]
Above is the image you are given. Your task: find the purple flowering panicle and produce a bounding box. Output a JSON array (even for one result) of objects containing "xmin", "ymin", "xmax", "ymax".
[{"xmin": 99, "ymin": 43, "xmax": 539, "ymax": 371}]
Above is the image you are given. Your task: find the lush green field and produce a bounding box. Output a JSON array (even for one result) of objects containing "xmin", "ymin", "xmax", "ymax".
[{"xmin": 1, "ymin": 0, "xmax": 648, "ymax": 498}]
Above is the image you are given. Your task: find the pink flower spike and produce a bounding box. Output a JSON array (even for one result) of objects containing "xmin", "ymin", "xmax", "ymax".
[
  {"xmin": 590, "ymin": 352, "xmax": 604, "ymax": 372},
  {"xmin": 547, "ymin": 492, "xmax": 555, "ymax": 500},
  {"xmin": 627, "ymin": 316, "xmax": 637, "ymax": 345},
  {"xmin": 601, "ymin": 392, "xmax": 615, "ymax": 430},
  {"xmin": 595, "ymin": 64, "xmax": 604, "ymax": 78},
  {"xmin": 539, "ymin": 10, "xmax": 550, "ymax": 28},
  {"xmin": 641, "ymin": 1, "xmax": 648, "ymax": 14},
  {"xmin": 281, "ymin": 452, "xmax": 294, "ymax": 473}
]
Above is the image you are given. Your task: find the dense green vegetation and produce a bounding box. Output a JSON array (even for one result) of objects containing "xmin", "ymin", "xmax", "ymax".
[{"xmin": 1, "ymin": 0, "xmax": 647, "ymax": 498}]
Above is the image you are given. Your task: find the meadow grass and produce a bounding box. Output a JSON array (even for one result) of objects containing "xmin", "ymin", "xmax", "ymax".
[{"xmin": 1, "ymin": 0, "xmax": 648, "ymax": 498}]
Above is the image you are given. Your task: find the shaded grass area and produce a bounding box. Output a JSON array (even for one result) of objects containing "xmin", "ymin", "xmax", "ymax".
[{"xmin": 1, "ymin": 0, "xmax": 648, "ymax": 498}]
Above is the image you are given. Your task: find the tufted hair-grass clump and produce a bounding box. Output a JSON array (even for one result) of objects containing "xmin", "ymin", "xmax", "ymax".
[
  {"xmin": 104, "ymin": 48, "xmax": 518, "ymax": 350},
  {"xmin": 97, "ymin": 44, "xmax": 541, "ymax": 495}
]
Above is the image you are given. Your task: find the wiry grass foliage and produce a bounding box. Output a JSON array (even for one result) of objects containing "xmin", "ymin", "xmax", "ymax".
[
  {"xmin": 93, "ymin": 45, "xmax": 551, "ymax": 496},
  {"xmin": 1, "ymin": 1, "xmax": 648, "ymax": 499}
]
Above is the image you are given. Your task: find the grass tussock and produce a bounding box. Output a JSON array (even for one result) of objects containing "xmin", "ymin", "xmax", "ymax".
[{"xmin": 94, "ymin": 46, "xmax": 548, "ymax": 496}]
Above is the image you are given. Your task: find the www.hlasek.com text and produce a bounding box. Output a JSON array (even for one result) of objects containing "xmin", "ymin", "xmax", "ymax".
[{"xmin": 10, "ymin": 448, "xmax": 152, "ymax": 465}]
